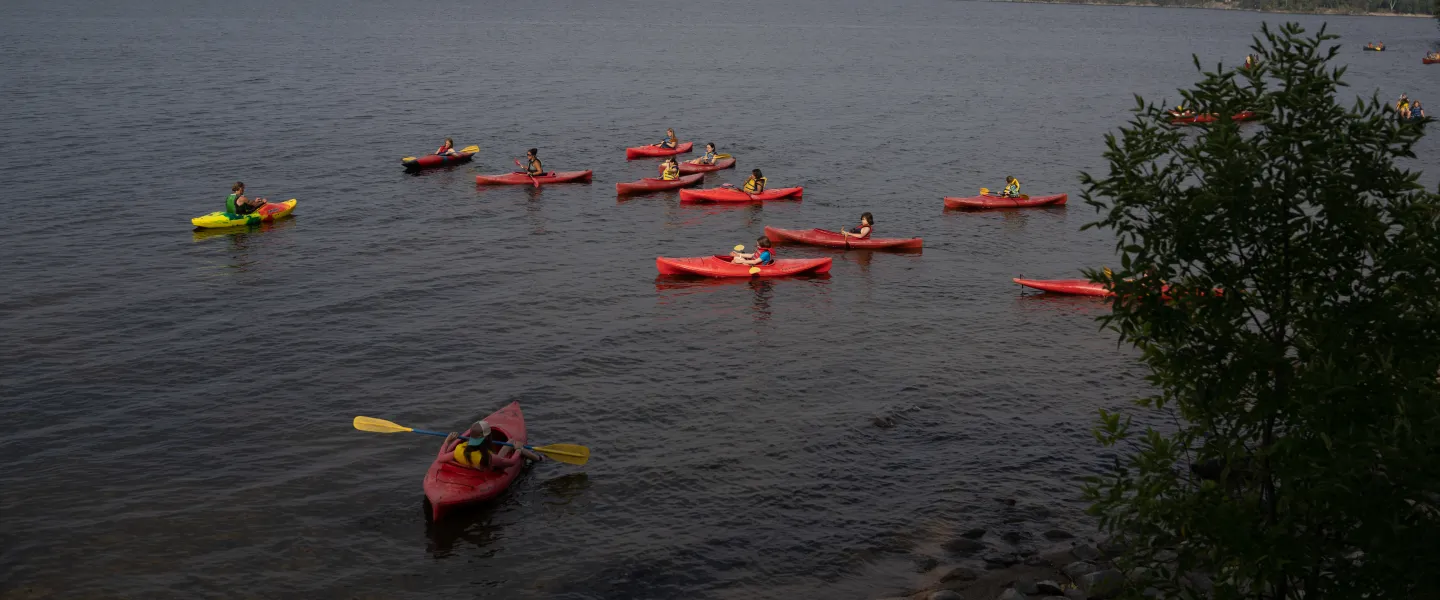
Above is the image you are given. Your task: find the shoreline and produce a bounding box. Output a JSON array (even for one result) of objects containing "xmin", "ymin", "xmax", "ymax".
[{"xmin": 994, "ymin": 0, "xmax": 1434, "ymax": 18}]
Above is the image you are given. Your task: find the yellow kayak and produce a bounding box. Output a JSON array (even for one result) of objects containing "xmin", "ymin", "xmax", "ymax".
[{"xmin": 191, "ymin": 199, "xmax": 297, "ymax": 229}]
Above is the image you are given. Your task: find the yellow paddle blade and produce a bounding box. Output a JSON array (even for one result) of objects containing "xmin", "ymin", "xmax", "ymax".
[
  {"xmin": 749, "ymin": 266, "xmax": 761, "ymax": 275},
  {"xmin": 401, "ymin": 156, "xmax": 417, "ymax": 162},
  {"xmin": 734, "ymin": 244, "xmax": 745, "ymax": 251},
  {"xmin": 533, "ymin": 443, "xmax": 590, "ymax": 465},
  {"xmin": 979, "ymin": 187, "xmax": 990, "ymax": 195},
  {"xmin": 353, "ymin": 416, "xmax": 414, "ymax": 434},
  {"xmin": 714, "ymin": 153, "xmax": 733, "ymax": 159},
  {"xmin": 460, "ymin": 145, "xmax": 480, "ymax": 153}
]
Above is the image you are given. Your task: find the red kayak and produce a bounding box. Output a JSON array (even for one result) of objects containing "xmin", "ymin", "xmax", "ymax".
[
  {"xmin": 679, "ymin": 186, "xmax": 804, "ymax": 203},
  {"xmin": 615, "ymin": 173, "xmax": 705, "ymax": 196},
  {"xmin": 656, "ymin": 255, "xmax": 832, "ymax": 277},
  {"xmin": 667, "ymin": 157, "xmax": 737, "ymax": 174},
  {"xmin": 421, "ymin": 402, "xmax": 528, "ymax": 521},
  {"xmin": 1424, "ymin": 58, "xmax": 1439, "ymax": 65},
  {"xmin": 944, "ymin": 193, "xmax": 1067, "ymax": 210},
  {"xmin": 763, "ymin": 226, "xmax": 923, "ymax": 250},
  {"xmin": 476, "ymin": 171, "xmax": 593, "ymax": 185},
  {"xmin": 1170, "ymin": 111, "xmax": 1256, "ymax": 125},
  {"xmin": 403, "ymin": 151, "xmax": 475, "ymax": 171},
  {"xmin": 626, "ymin": 142, "xmax": 694, "ymax": 160},
  {"xmin": 1014, "ymin": 278, "xmax": 1112, "ymax": 297}
]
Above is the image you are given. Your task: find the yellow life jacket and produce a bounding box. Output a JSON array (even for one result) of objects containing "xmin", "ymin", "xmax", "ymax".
[
  {"xmin": 452, "ymin": 442, "xmax": 491, "ymax": 468},
  {"xmin": 1003, "ymin": 179, "xmax": 1021, "ymax": 196},
  {"xmin": 743, "ymin": 176, "xmax": 767, "ymax": 193},
  {"xmin": 662, "ymin": 164, "xmax": 680, "ymax": 180}
]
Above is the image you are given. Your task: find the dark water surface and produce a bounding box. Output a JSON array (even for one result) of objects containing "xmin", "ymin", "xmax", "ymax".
[{"xmin": 2, "ymin": 0, "xmax": 1436, "ymax": 597}]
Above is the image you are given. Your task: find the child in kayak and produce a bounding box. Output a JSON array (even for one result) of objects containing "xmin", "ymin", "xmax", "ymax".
[
  {"xmin": 1000, "ymin": 176, "xmax": 1021, "ymax": 197},
  {"xmin": 435, "ymin": 138, "xmax": 458, "ymax": 156},
  {"xmin": 225, "ymin": 181, "xmax": 265, "ymax": 215},
  {"xmin": 1243, "ymin": 54, "xmax": 1257, "ymax": 69},
  {"xmin": 741, "ymin": 169, "xmax": 767, "ymax": 194},
  {"xmin": 688, "ymin": 143, "xmax": 718, "ymax": 165},
  {"xmin": 521, "ymin": 148, "xmax": 544, "ymax": 176},
  {"xmin": 839, "ymin": 212, "xmax": 873, "ymax": 240},
  {"xmin": 443, "ymin": 420, "xmax": 542, "ymax": 471},
  {"xmin": 731, "ymin": 236, "xmax": 776, "ymax": 266},
  {"xmin": 660, "ymin": 157, "xmax": 680, "ymax": 181},
  {"xmin": 654, "ymin": 128, "xmax": 678, "ymax": 149}
]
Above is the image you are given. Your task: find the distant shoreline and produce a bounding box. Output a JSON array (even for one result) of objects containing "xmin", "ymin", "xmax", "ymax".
[{"xmin": 996, "ymin": 0, "xmax": 1434, "ymax": 18}]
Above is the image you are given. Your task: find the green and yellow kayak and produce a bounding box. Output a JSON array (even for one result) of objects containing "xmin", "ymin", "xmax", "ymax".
[{"xmin": 191, "ymin": 199, "xmax": 297, "ymax": 229}]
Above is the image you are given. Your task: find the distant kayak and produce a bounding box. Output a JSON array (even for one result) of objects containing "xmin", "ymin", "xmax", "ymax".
[
  {"xmin": 763, "ymin": 226, "xmax": 922, "ymax": 250},
  {"xmin": 1364, "ymin": 46, "xmax": 1385, "ymax": 52},
  {"xmin": 403, "ymin": 150, "xmax": 475, "ymax": 171},
  {"xmin": 191, "ymin": 199, "xmax": 298, "ymax": 229},
  {"xmin": 679, "ymin": 186, "xmax": 803, "ymax": 203},
  {"xmin": 422, "ymin": 402, "xmax": 527, "ymax": 521},
  {"xmin": 626, "ymin": 142, "xmax": 693, "ymax": 160},
  {"xmin": 1170, "ymin": 111, "xmax": 1257, "ymax": 125},
  {"xmin": 656, "ymin": 255, "xmax": 832, "ymax": 277},
  {"xmin": 475, "ymin": 171, "xmax": 593, "ymax": 185},
  {"xmin": 667, "ymin": 157, "xmax": 737, "ymax": 174},
  {"xmin": 944, "ymin": 193, "xmax": 1067, "ymax": 210},
  {"xmin": 615, "ymin": 173, "xmax": 704, "ymax": 196},
  {"xmin": 1424, "ymin": 57, "xmax": 1439, "ymax": 65},
  {"xmin": 1013, "ymin": 278, "xmax": 1112, "ymax": 297}
]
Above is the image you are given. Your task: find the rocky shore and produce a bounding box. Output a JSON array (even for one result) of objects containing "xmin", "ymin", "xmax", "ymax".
[{"xmin": 874, "ymin": 528, "xmax": 1170, "ymax": 600}]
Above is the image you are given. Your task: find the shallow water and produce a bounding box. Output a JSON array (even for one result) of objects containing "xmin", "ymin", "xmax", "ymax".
[{"xmin": 2, "ymin": 0, "xmax": 1436, "ymax": 597}]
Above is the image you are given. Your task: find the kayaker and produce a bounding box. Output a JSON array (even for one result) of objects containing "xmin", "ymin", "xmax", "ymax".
[
  {"xmin": 1243, "ymin": 54, "xmax": 1257, "ymax": 69},
  {"xmin": 1413, "ymin": 101, "xmax": 1426, "ymax": 119},
  {"xmin": 522, "ymin": 148, "xmax": 544, "ymax": 176},
  {"xmin": 654, "ymin": 128, "xmax": 678, "ymax": 149},
  {"xmin": 442, "ymin": 421, "xmax": 542, "ymax": 472},
  {"xmin": 435, "ymin": 138, "xmax": 458, "ymax": 156},
  {"xmin": 1000, "ymin": 176, "xmax": 1021, "ymax": 198},
  {"xmin": 225, "ymin": 181, "xmax": 265, "ymax": 215},
  {"xmin": 660, "ymin": 157, "xmax": 681, "ymax": 181},
  {"xmin": 688, "ymin": 143, "xmax": 718, "ymax": 165},
  {"xmin": 741, "ymin": 169, "xmax": 767, "ymax": 194},
  {"xmin": 731, "ymin": 236, "xmax": 776, "ymax": 266},
  {"xmin": 839, "ymin": 212, "xmax": 873, "ymax": 240}
]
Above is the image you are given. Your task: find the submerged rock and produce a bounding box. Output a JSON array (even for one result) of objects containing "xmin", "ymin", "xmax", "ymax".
[
  {"xmin": 1043, "ymin": 529, "xmax": 1075, "ymax": 540},
  {"xmin": 943, "ymin": 537, "xmax": 987, "ymax": 555},
  {"xmin": 961, "ymin": 528, "xmax": 988, "ymax": 539},
  {"xmin": 1061, "ymin": 561, "xmax": 1094, "ymax": 580},
  {"xmin": 930, "ymin": 591, "xmax": 964, "ymax": 600}
]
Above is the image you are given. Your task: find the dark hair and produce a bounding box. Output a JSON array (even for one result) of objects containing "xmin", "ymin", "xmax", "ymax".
[
  {"xmin": 706, "ymin": 143, "xmax": 715, "ymax": 151},
  {"xmin": 528, "ymin": 148, "xmax": 538, "ymax": 156},
  {"xmin": 232, "ymin": 181, "xmax": 244, "ymax": 192},
  {"xmin": 1005, "ymin": 175, "xmax": 1015, "ymax": 182},
  {"xmin": 861, "ymin": 212, "xmax": 873, "ymax": 225},
  {"xmin": 444, "ymin": 138, "xmax": 453, "ymax": 145},
  {"xmin": 757, "ymin": 236, "xmax": 773, "ymax": 248},
  {"xmin": 751, "ymin": 169, "xmax": 763, "ymax": 178}
]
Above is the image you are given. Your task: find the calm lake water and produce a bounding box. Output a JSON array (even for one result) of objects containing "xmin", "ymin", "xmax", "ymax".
[{"xmin": 2, "ymin": 0, "xmax": 1436, "ymax": 597}]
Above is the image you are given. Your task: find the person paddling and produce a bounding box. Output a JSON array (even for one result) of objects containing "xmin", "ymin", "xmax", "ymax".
[
  {"xmin": 839, "ymin": 212, "xmax": 873, "ymax": 240},
  {"xmin": 741, "ymin": 169, "xmax": 767, "ymax": 194},
  {"xmin": 688, "ymin": 143, "xmax": 719, "ymax": 165},
  {"xmin": 443, "ymin": 420, "xmax": 542, "ymax": 472},
  {"xmin": 521, "ymin": 148, "xmax": 544, "ymax": 176},
  {"xmin": 731, "ymin": 236, "xmax": 776, "ymax": 266},
  {"xmin": 1000, "ymin": 176, "xmax": 1021, "ymax": 198},
  {"xmin": 660, "ymin": 157, "xmax": 681, "ymax": 181},
  {"xmin": 225, "ymin": 181, "xmax": 265, "ymax": 215},
  {"xmin": 653, "ymin": 128, "xmax": 678, "ymax": 149},
  {"xmin": 435, "ymin": 138, "xmax": 458, "ymax": 156}
]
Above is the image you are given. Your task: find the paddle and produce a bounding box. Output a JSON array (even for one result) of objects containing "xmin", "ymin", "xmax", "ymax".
[
  {"xmin": 980, "ymin": 187, "xmax": 1028, "ymax": 201},
  {"xmin": 352, "ymin": 416, "xmax": 591, "ymax": 465},
  {"xmin": 513, "ymin": 158, "xmax": 541, "ymax": 188},
  {"xmin": 402, "ymin": 145, "xmax": 479, "ymax": 163}
]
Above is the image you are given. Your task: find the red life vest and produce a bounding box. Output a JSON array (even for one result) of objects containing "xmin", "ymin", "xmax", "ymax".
[{"xmin": 849, "ymin": 224, "xmax": 872, "ymax": 239}]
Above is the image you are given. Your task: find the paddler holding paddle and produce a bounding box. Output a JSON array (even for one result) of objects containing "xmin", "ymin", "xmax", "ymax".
[
  {"xmin": 653, "ymin": 128, "xmax": 678, "ymax": 149},
  {"xmin": 443, "ymin": 421, "xmax": 543, "ymax": 470},
  {"xmin": 688, "ymin": 142, "xmax": 720, "ymax": 165},
  {"xmin": 1000, "ymin": 176, "xmax": 1021, "ymax": 198},
  {"xmin": 839, "ymin": 212, "xmax": 874, "ymax": 240},
  {"xmin": 521, "ymin": 148, "xmax": 544, "ymax": 176}
]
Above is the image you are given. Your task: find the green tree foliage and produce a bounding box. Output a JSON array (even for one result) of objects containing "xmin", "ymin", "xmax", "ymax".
[{"xmin": 1079, "ymin": 23, "xmax": 1440, "ymax": 599}]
